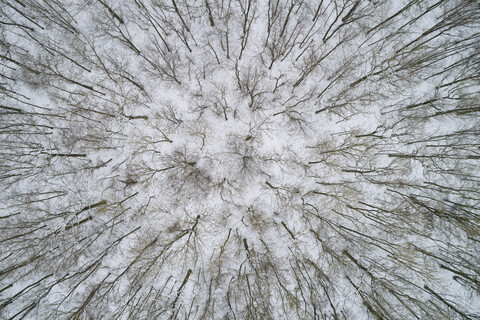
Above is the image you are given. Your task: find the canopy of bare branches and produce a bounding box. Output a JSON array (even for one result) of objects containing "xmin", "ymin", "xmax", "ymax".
[{"xmin": 1, "ymin": 0, "xmax": 479, "ymax": 319}]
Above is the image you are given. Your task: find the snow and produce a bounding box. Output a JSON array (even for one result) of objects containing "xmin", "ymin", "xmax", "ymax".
[{"xmin": 1, "ymin": 0, "xmax": 479, "ymax": 319}]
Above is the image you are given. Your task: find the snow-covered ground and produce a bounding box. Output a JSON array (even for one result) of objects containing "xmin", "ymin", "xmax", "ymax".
[{"xmin": 1, "ymin": 0, "xmax": 479, "ymax": 318}]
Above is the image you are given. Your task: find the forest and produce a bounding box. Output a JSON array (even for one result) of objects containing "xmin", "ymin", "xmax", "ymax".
[{"xmin": 1, "ymin": 0, "xmax": 479, "ymax": 319}]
